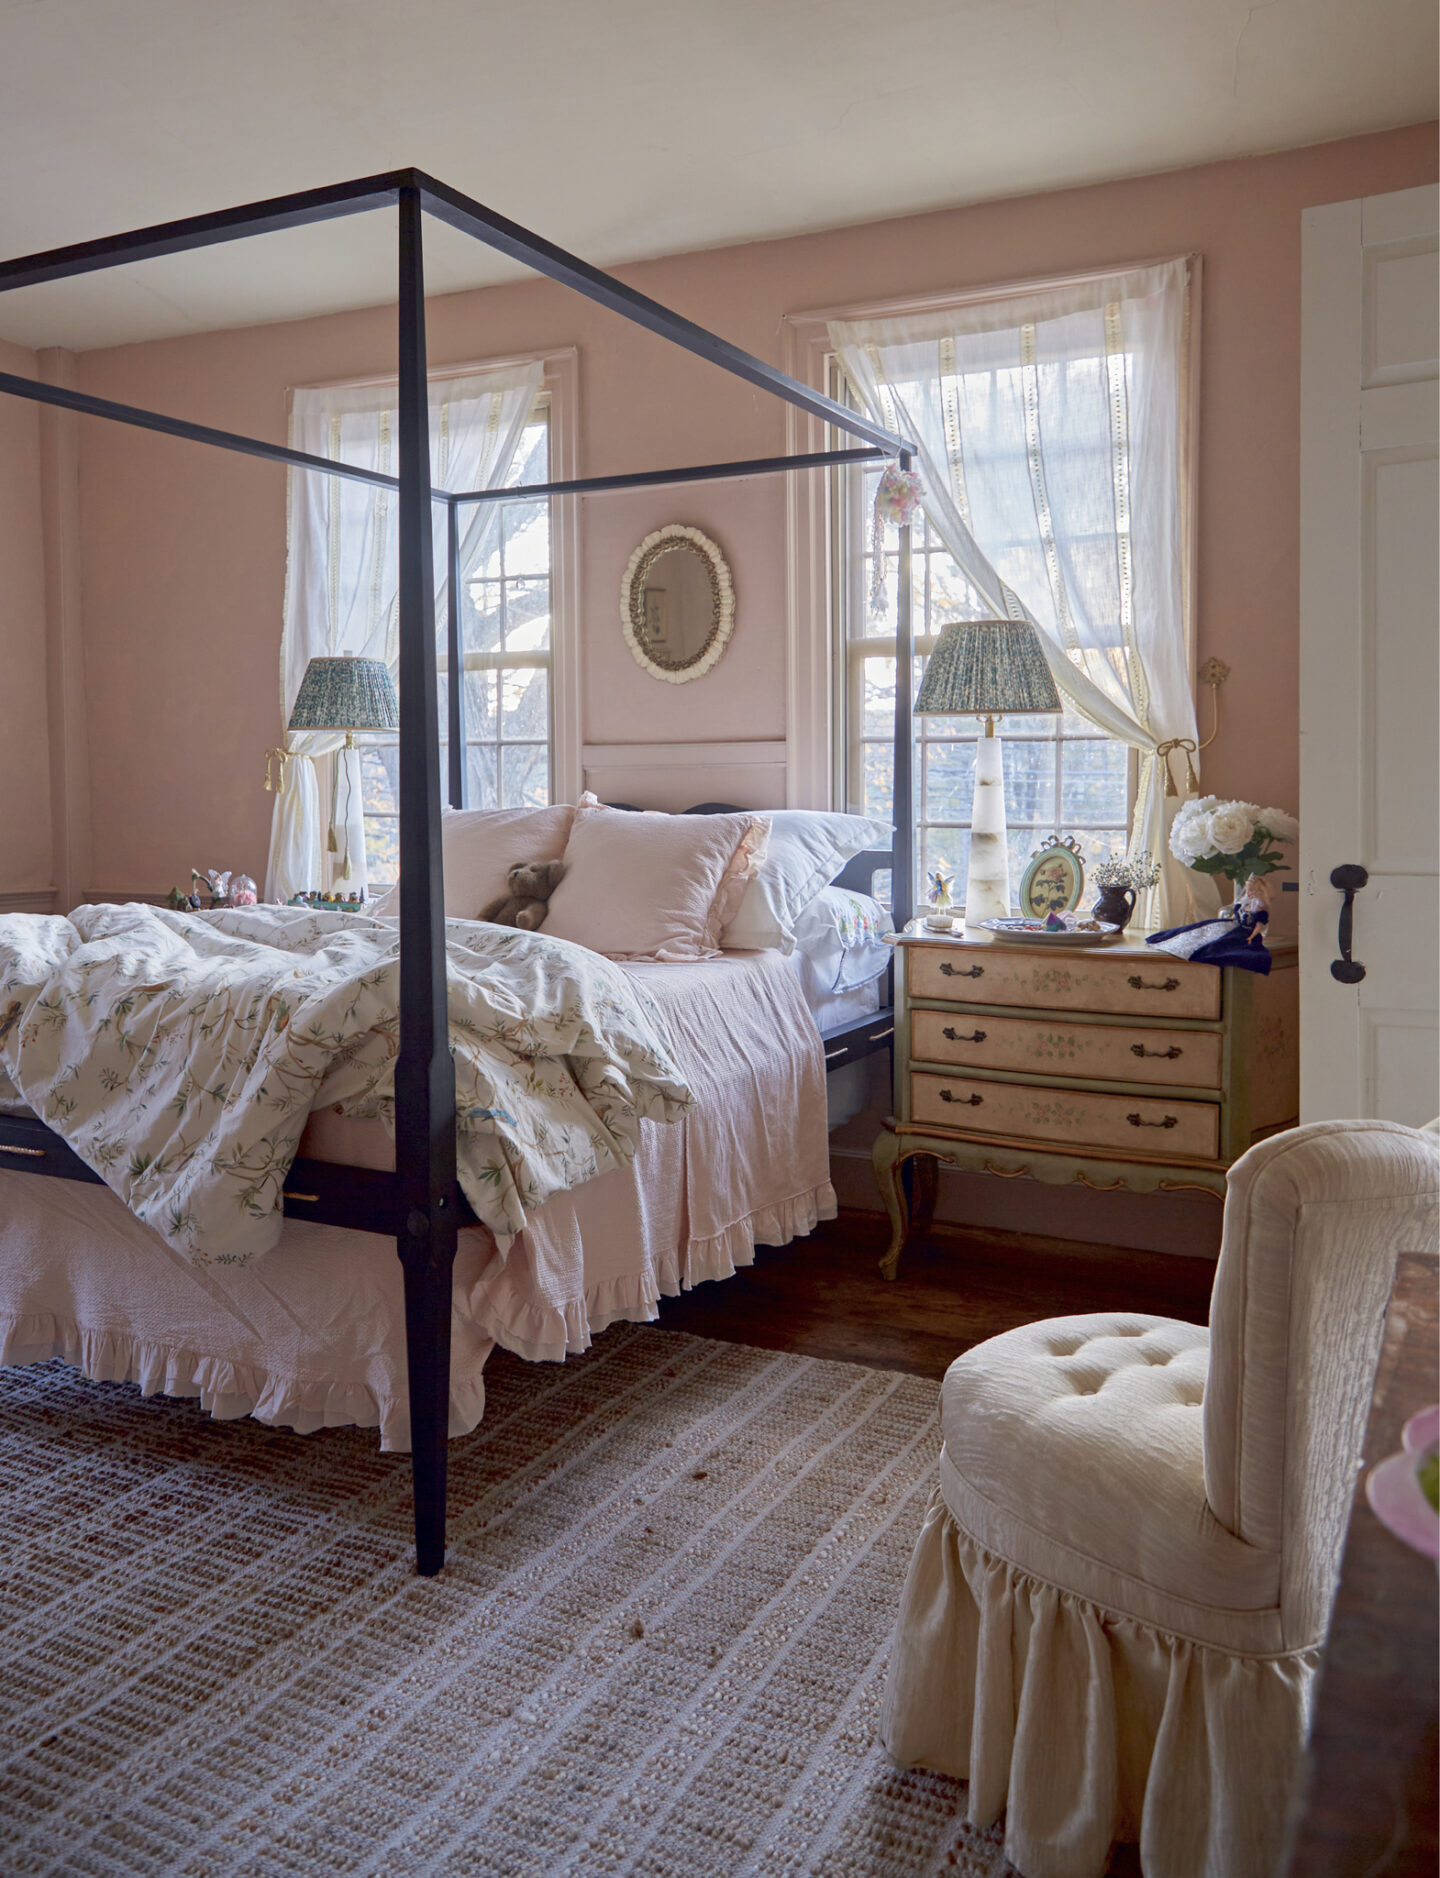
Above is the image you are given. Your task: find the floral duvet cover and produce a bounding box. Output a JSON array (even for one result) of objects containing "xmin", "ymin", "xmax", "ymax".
[{"xmin": 0, "ymin": 903, "xmax": 689, "ymax": 1266}]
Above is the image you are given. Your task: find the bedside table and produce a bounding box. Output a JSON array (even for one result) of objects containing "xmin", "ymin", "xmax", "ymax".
[{"xmin": 874, "ymin": 923, "xmax": 1298, "ymax": 1277}]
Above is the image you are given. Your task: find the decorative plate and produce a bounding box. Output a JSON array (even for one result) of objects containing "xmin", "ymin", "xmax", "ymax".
[{"xmin": 979, "ymin": 917, "xmax": 1121, "ymax": 946}]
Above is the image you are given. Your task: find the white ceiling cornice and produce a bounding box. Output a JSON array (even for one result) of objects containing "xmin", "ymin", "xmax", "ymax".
[{"xmin": 0, "ymin": 0, "xmax": 1434, "ymax": 352}]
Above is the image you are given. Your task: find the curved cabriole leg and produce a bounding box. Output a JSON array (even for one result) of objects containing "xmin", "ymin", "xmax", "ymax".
[{"xmin": 873, "ymin": 1128, "xmax": 911, "ymax": 1280}]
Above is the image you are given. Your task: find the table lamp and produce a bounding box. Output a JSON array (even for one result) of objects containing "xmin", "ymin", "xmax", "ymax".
[
  {"xmin": 288, "ymin": 654, "xmax": 399, "ymax": 882},
  {"xmin": 913, "ymin": 618, "xmax": 1062, "ymax": 926}
]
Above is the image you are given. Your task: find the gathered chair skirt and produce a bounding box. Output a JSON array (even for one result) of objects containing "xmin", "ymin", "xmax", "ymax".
[{"xmin": 879, "ymin": 1488, "xmax": 1317, "ymax": 1878}]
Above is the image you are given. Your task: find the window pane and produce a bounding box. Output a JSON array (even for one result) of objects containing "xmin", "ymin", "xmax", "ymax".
[
  {"xmin": 1001, "ymin": 741, "xmax": 1056, "ymax": 824},
  {"xmin": 361, "ymin": 746, "xmax": 399, "ymax": 818},
  {"xmin": 923, "ymin": 741, "xmax": 976, "ymax": 822},
  {"xmin": 862, "ymin": 658, "xmax": 896, "ymax": 737},
  {"xmin": 500, "ymin": 744, "xmax": 549, "ymax": 808},
  {"xmin": 1061, "ymin": 739, "xmax": 1129, "ymax": 823},
  {"xmin": 464, "ymin": 669, "xmax": 498, "ymax": 741},
  {"xmin": 465, "ymin": 743, "xmax": 498, "ymax": 810},
  {"xmin": 500, "ymin": 665, "xmax": 549, "ymax": 742}
]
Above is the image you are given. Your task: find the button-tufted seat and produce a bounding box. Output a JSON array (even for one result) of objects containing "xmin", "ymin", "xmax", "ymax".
[{"xmin": 879, "ymin": 1121, "xmax": 1439, "ymax": 1878}]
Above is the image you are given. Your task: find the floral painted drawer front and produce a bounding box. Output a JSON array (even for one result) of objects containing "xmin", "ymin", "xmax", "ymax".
[
  {"xmin": 907, "ymin": 944, "xmax": 1222, "ymax": 1021},
  {"xmin": 910, "ymin": 1072, "xmax": 1220, "ymax": 1161},
  {"xmin": 911, "ymin": 1010, "xmax": 1223, "ymax": 1089}
]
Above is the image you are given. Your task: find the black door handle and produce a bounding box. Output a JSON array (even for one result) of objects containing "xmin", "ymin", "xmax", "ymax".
[{"xmin": 1329, "ymin": 864, "xmax": 1368, "ymax": 984}]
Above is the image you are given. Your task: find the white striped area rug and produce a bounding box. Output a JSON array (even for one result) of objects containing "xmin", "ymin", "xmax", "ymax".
[{"xmin": 0, "ymin": 1327, "xmax": 1015, "ymax": 1878}]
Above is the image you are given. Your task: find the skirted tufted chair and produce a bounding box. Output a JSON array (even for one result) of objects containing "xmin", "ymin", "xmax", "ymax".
[{"xmin": 879, "ymin": 1120, "xmax": 1440, "ymax": 1878}]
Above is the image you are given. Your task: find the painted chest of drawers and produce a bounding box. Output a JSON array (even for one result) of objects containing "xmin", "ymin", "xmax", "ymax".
[{"xmin": 873, "ymin": 925, "xmax": 1299, "ymax": 1277}]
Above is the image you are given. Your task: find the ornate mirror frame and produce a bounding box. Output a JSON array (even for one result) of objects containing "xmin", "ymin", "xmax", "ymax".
[{"xmin": 619, "ymin": 524, "xmax": 735, "ymax": 684}]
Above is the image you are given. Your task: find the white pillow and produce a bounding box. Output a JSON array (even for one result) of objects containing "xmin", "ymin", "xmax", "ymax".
[
  {"xmin": 791, "ymin": 887, "xmax": 895, "ymax": 1001},
  {"xmin": 369, "ymin": 803, "xmax": 574, "ymax": 921},
  {"xmin": 544, "ymin": 795, "xmax": 769, "ymax": 962},
  {"xmin": 720, "ymin": 809, "xmax": 892, "ymax": 954}
]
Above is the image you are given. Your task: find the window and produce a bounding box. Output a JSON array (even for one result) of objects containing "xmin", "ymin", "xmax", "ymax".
[
  {"xmin": 836, "ymin": 434, "xmax": 1132, "ymax": 909},
  {"xmin": 361, "ymin": 403, "xmax": 552, "ymax": 886}
]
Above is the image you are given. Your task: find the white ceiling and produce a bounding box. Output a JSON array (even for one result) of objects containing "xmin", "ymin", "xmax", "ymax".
[{"xmin": 0, "ymin": 0, "xmax": 1434, "ymax": 353}]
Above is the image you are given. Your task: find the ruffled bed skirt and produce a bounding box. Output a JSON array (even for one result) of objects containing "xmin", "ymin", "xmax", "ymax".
[
  {"xmin": 0, "ymin": 1308, "xmax": 493, "ymax": 1451},
  {"xmin": 879, "ymin": 1489, "xmax": 1317, "ymax": 1878},
  {"xmin": 471, "ymin": 1181, "xmax": 836, "ymax": 1363},
  {"xmin": 0, "ymin": 1176, "xmax": 836, "ymax": 1453}
]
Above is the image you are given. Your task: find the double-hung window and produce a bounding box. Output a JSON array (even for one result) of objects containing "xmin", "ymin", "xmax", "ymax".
[
  {"xmin": 360, "ymin": 401, "xmax": 553, "ymax": 888},
  {"xmin": 821, "ymin": 258, "xmax": 1198, "ymax": 928}
]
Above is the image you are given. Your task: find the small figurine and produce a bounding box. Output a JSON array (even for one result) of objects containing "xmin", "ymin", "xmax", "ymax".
[
  {"xmin": 165, "ymin": 886, "xmax": 190, "ymax": 912},
  {"xmin": 926, "ymin": 866, "xmax": 955, "ymax": 915},
  {"xmin": 229, "ymin": 874, "xmax": 258, "ymax": 907}
]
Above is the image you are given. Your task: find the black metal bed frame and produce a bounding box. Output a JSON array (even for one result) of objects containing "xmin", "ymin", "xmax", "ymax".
[{"xmin": 0, "ymin": 169, "xmax": 918, "ymax": 1575}]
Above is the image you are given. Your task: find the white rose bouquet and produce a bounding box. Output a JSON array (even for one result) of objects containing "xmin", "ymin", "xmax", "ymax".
[{"xmin": 1170, "ymin": 797, "xmax": 1298, "ymax": 888}]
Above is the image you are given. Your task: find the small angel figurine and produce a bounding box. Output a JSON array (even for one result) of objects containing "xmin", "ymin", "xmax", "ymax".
[{"xmin": 927, "ymin": 866, "xmax": 955, "ymax": 914}]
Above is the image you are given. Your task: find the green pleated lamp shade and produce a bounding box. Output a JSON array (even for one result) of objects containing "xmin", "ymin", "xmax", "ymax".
[
  {"xmin": 914, "ymin": 618, "xmax": 1062, "ymax": 718},
  {"xmin": 287, "ymin": 656, "xmax": 399, "ymax": 733}
]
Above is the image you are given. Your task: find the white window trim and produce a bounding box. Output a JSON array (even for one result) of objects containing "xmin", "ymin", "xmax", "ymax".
[{"xmin": 781, "ymin": 260, "xmax": 1202, "ymax": 813}]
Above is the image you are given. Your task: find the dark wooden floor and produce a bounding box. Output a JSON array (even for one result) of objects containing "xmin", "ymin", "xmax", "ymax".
[
  {"xmin": 658, "ymin": 1209, "xmax": 1213, "ymax": 1878},
  {"xmin": 656, "ymin": 1207, "xmax": 1215, "ymax": 1375}
]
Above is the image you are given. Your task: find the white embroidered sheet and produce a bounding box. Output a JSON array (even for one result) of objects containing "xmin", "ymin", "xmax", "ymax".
[{"xmin": 0, "ymin": 951, "xmax": 834, "ymax": 1450}]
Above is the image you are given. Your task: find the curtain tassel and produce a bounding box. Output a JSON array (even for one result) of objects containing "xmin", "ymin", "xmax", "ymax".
[
  {"xmin": 1155, "ymin": 738, "xmax": 1199, "ymax": 797},
  {"xmin": 263, "ymin": 748, "xmax": 290, "ymax": 793}
]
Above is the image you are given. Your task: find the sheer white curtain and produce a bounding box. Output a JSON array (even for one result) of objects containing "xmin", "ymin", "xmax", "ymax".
[
  {"xmin": 831, "ymin": 260, "xmax": 1215, "ymax": 929},
  {"xmin": 265, "ymin": 362, "xmax": 543, "ymax": 903}
]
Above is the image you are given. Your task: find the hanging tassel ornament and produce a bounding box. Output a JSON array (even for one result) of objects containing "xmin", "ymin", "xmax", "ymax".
[{"xmin": 869, "ymin": 464, "xmax": 924, "ymax": 616}]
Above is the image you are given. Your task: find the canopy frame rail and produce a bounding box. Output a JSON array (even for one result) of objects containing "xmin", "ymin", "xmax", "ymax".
[{"xmin": 0, "ymin": 167, "xmax": 917, "ymax": 1581}]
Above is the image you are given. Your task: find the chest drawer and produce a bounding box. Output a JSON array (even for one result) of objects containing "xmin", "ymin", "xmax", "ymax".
[
  {"xmin": 906, "ymin": 944, "xmax": 1221, "ymax": 1021},
  {"xmin": 911, "ymin": 1071, "xmax": 1220, "ymax": 1161},
  {"xmin": 911, "ymin": 1009, "xmax": 1223, "ymax": 1089}
]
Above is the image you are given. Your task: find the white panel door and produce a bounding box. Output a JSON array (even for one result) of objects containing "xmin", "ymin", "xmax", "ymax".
[{"xmin": 1300, "ymin": 183, "xmax": 1439, "ymax": 1124}]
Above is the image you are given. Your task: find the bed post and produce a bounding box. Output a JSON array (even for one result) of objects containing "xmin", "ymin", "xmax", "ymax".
[
  {"xmin": 891, "ymin": 449, "xmax": 916, "ymax": 929},
  {"xmin": 446, "ymin": 500, "xmax": 465, "ymax": 810},
  {"xmin": 395, "ymin": 183, "xmax": 459, "ymax": 1577}
]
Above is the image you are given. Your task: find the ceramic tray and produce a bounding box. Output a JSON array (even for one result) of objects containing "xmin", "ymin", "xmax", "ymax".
[{"xmin": 979, "ymin": 917, "xmax": 1122, "ymax": 946}]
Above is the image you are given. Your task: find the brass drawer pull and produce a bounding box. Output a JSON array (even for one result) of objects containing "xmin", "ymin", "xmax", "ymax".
[
  {"xmin": 939, "ymin": 1089, "xmax": 983, "ymax": 1106},
  {"xmin": 0, "ymin": 1143, "xmax": 45, "ymax": 1158},
  {"xmin": 939, "ymin": 962, "xmax": 984, "ymax": 979},
  {"xmin": 284, "ymin": 1191, "xmax": 320, "ymax": 1203},
  {"xmin": 943, "ymin": 1027, "xmax": 986, "ymax": 1043},
  {"xmin": 1127, "ymin": 975, "xmax": 1179, "ymax": 992},
  {"xmin": 1130, "ymin": 1044, "xmax": 1182, "ymax": 1060},
  {"xmin": 1127, "ymin": 1112, "xmax": 1178, "ymax": 1130}
]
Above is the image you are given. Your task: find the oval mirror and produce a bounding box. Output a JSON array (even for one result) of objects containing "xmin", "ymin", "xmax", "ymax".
[{"xmin": 620, "ymin": 525, "xmax": 734, "ymax": 683}]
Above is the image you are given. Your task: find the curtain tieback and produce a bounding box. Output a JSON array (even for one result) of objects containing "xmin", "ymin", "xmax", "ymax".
[
  {"xmin": 1154, "ymin": 738, "xmax": 1199, "ymax": 797},
  {"xmin": 263, "ymin": 748, "xmax": 290, "ymax": 793}
]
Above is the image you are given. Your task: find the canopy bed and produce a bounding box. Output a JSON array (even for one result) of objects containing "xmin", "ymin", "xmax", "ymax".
[{"xmin": 0, "ymin": 170, "xmax": 918, "ymax": 1575}]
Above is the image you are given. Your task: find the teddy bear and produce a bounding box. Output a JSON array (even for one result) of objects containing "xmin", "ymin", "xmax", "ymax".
[{"xmin": 479, "ymin": 859, "xmax": 566, "ymax": 931}]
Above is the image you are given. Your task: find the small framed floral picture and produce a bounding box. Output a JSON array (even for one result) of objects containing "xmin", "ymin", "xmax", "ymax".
[{"xmin": 1018, "ymin": 836, "xmax": 1085, "ymax": 918}]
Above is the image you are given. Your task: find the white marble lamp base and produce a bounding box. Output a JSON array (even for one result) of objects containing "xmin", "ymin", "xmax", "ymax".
[{"xmin": 962, "ymin": 730, "xmax": 1011, "ymax": 929}]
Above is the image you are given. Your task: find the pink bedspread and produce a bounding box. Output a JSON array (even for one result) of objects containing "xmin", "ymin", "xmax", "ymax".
[{"xmin": 0, "ymin": 952, "xmax": 834, "ymax": 1449}]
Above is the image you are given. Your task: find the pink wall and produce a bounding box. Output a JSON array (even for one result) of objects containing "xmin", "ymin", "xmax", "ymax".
[
  {"xmin": 0, "ymin": 339, "xmax": 53, "ymax": 896},
  {"xmin": 15, "ymin": 121, "xmax": 1439, "ymax": 898}
]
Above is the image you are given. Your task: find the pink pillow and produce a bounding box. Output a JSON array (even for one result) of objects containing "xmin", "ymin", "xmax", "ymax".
[
  {"xmin": 544, "ymin": 795, "xmax": 770, "ymax": 961},
  {"xmin": 371, "ymin": 804, "xmax": 574, "ymax": 921}
]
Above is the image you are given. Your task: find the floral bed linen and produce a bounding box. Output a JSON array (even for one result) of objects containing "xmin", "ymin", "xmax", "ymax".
[{"xmin": 0, "ymin": 904, "xmax": 689, "ymax": 1266}]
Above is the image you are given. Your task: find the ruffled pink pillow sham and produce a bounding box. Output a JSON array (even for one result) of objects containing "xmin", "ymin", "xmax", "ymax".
[{"xmin": 544, "ymin": 794, "xmax": 770, "ymax": 962}]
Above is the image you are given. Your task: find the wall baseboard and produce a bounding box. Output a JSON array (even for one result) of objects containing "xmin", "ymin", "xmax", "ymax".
[{"xmin": 0, "ymin": 889, "xmax": 57, "ymax": 914}]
